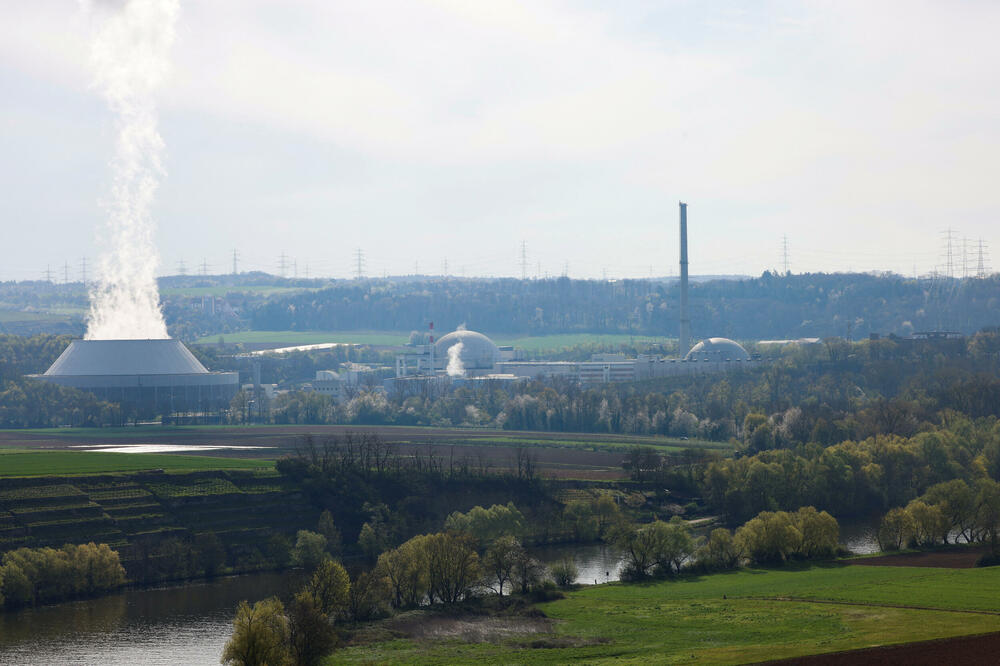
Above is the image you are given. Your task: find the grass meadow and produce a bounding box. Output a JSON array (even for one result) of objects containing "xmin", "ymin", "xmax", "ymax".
[
  {"xmin": 196, "ymin": 330, "xmax": 409, "ymax": 346},
  {"xmin": 159, "ymin": 285, "xmax": 315, "ymax": 297},
  {"xmin": 333, "ymin": 564, "xmax": 1000, "ymax": 664}
]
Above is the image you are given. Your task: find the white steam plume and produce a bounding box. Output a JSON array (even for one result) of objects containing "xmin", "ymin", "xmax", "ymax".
[
  {"xmin": 83, "ymin": 0, "xmax": 178, "ymax": 340},
  {"xmin": 446, "ymin": 341, "xmax": 466, "ymax": 377}
]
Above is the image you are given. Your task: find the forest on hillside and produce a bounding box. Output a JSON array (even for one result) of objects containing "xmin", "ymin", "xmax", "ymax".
[
  {"xmin": 3, "ymin": 272, "xmax": 999, "ymax": 341},
  {"xmin": 247, "ymin": 272, "xmax": 1000, "ymax": 340}
]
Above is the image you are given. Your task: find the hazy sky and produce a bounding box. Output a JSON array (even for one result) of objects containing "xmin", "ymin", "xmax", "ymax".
[{"xmin": 2, "ymin": 1, "xmax": 998, "ymax": 281}]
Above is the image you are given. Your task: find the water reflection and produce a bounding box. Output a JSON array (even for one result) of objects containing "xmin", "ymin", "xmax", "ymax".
[
  {"xmin": 532, "ymin": 542, "xmax": 624, "ymax": 585},
  {"xmin": 839, "ymin": 517, "xmax": 881, "ymax": 555},
  {"xmin": 0, "ymin": 572, "xmax": 298, "ymax": 666}
]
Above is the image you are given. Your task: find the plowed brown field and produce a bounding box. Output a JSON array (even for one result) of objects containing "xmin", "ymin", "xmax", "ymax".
[{"xmin": 762, "ymin": 630, "xmax": 1000, "ymax": 665}]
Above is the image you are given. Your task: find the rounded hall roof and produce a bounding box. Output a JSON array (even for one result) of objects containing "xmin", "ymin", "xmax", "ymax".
[
  {"xmin": 434, "ymin": 329, "xmax": 499, "ymax": 369},
  {"xmin": 684, "ymin": 337, "xmax": 751, "ymax": 362}
]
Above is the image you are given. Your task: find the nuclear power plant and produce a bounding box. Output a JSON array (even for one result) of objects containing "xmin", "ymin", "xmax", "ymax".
[
  {"xmin": 30, "ymin": 339, "xmax": 239, "ymax": 416},
  {"xmin": 29, "ymin": 201, "xmax": 756, "ymax": 409},
  {"xmin": 387, "ymin": 202, "xmax": 758, "ymax": 391}
]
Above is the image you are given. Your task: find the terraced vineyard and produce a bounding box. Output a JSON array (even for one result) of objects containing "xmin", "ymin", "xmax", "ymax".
[{"xmin": 0, "ymin": 469, "xmax": 319, "ymax": 578}]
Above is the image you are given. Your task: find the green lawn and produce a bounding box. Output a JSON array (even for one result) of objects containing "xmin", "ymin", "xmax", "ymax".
[
  {"xmin": 491, "ymin": 333, "xmax": 675, "ymax": 351},
  {"xmin": 332, "ymin": 564, "xmax": 1000, "ymax": 664},
  {"xmin": 0, "ymin": 310, "xmax": 74, "ymax": 323},
  {"xmin": 0, "ymin": 450, "xmax": 271, "ymax": 477},
  {"xmin": 160, "ymin": 285, "xmax": 315, "ymax": 297},
  {"xmin": 195, "ymin": 330, "xmax": 408, "ymax": 346}
]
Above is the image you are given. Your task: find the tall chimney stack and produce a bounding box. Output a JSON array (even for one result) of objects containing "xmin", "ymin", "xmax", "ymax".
[{"xmin": 679, "ymin": 202, "xmax": 690, "ymax": 358}]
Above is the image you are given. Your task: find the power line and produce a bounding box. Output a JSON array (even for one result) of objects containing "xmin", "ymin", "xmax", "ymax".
[
  {"xmin": 941, "ymin": 228, "xmax": 956, "ymax": 278},
  {"xmin": 232, "ymin": 249, "xmax": 239, "ymax": 275},
  {"xmin": 962, "ymin": 236, "xmax": 970, "ymax": 279},
  {"xmin": 354, "ymin": 248, "xmax": 365, "ymax": 279},
  {"xmin": 782, "ymin": 234, "xmax": 790, "ymax": 274},
  {"xmin": 200, "ymin": 259, "xmax": 209, "ymax": 276},
  {"xmin": 80, "ymin": 257, "xmax": 88, "ymax": 286},
  {"xmin": 278, "ymin": 251, "xmax": 288, "ymax": 278},
  {"xmin": 519, "ymin": 241, "xmax": 528, "ymax": 280},
  {"xmin": 63, "ymin": 261, "xmax": 70, "ymax": 284},
  {"xmin": 977, "ymin": 239, "xmax": 991, "ymax": 278},
  {"xmin": 43, "ymin": 264, "xmax": 54, "ymax": 283}
]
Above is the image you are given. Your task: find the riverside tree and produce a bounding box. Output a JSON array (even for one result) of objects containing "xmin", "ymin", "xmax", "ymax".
[
  {"xmin": 304, "ymin": 557, "xmax": 350, "ymax": 617},
  {"xmin": 220, "ymin": 597, "xmax": 290, "ymax": 666},
  {"xmin": 482, "ymin": 535, "xmax": 525, "ymax": 596}
]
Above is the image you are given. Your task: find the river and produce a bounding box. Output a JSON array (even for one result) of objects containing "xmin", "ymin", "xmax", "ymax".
[
  {"xmin": 0, "ymin": 529, "xmax": 879, "ymax": 664},
  {"xmin": 0, "ymin": 546, "xmax": 618, "ymax": 665},
  {"xmin": 0, "ymin": 572, "xmax": 300, "ymax": 666}
]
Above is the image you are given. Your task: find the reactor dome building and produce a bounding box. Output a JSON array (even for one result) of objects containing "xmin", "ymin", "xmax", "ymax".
[
  {"xmin": 434, "ymin": 329, "xmax": 501, "ymax": 373},
  {"xmin": 30, "ymin": 339, "xmax": 239, "ymax": 415},
  {"xmin": 684, "ymin": 337, "xmax": 751, "ymax": 362}
]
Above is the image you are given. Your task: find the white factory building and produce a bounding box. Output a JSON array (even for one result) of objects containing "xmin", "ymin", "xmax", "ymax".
[
  {"xmin": 388, "ymin": 204, "xmax": 760, "ymax": 390},
  {"xmin": 390, "ymin": 329, "xmax": 758, "ymax": 388}
]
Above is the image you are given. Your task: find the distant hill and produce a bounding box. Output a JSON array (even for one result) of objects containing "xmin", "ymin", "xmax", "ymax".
[
  {"xmin": 247, "ymin": 272, "xmax": 1000, "ymax": 340},
  {"xmin": 3, "ymin": 272, "xmax": 998, "ymax": 341}
]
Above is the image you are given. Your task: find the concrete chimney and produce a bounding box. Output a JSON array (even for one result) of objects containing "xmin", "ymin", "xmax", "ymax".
[{"xmin": 679, "ymin": 202, "xmax": 690, "ymax": 358}]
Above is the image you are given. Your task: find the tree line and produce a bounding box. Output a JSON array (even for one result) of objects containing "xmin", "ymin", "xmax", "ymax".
[
  {"xmin": 246, "ymin": 273, "xmax": 1000, "ymax": 340},
  {"xmin": 220, "ymin": 499, "xmax": 843, "ymax": 666},
  {"xmin": 698, "ymin": 409, "xmax": 1000, "ymax": 525},
  {"xmin": 0, "ymin": 542, "xmax": 125, "ymax": 609},
  {"xmin": 877, "ymin": 478, "xmax": 1000, "ymax": 562}
]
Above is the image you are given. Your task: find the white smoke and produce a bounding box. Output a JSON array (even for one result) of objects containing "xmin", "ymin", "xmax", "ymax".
[
  {"xmin": 83, "ymin": 0, "xmax": 178, "ymax": 340},
  {"xmin": 446, "ymin": 341, "xmax": 466, "ymax": 377}
]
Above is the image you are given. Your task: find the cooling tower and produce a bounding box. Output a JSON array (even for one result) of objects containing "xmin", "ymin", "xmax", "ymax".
[{"xmin": 31, "ymin": 339, "xmax": 239, "ymax": 415}]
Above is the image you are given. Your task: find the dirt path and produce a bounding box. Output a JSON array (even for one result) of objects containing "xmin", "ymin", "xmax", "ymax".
[{"xmin": 747, "ymin": 596, "xmax": 1000, "ymax": 616}]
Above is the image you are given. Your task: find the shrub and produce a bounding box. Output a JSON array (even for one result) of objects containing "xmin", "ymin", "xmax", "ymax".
[{"xmin": 549, "ymin": 558, "xmax": 578, "ymax": 587}]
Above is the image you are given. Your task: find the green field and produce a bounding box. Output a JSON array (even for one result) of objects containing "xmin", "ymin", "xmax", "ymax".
[
  {"xmin": 491, "ymin": 333, "xmax": 675, "ymax": 351},
  {"xmin": 334, "ymin": 564, "xmax": 1000, "ymax": 664},
  {"xmin": 0, "ymin": 310, "xmax": 74, "ymax": 324},
  {"xmin": 0, "ymin": 450, "xmax": 271, "ymax": 477},
  {"xmin": 476, "ymin": 435, "xmax": 727, "ymax": 453},
  {"xmin": 7, "ymin": 425, "xmax": 238, "ymax": 439},
  {"xmin": 4, "ymin": 425, "xmax": 724, "ymax": 453},
  {"xmin": 196, "ymin": 330, "xmax": 677, "ymax": 350},
  {"xmin": 160, "ymin": 285, "xmax": 315, "ymax": 297},
  {"xmin": 196, "ymin": 330, "xmax": 408, "ymax": 346}
]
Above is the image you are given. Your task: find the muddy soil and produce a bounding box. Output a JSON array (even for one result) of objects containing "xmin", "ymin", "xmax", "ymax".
[{"xmin": 760, "ymin": 631, "xmax": 1000, "ymax": 665}]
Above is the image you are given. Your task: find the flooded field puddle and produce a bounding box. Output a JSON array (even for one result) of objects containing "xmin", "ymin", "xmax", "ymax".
[{"xmin": 71, "ymin": 444, "xmax": 274, "ymax": 454}]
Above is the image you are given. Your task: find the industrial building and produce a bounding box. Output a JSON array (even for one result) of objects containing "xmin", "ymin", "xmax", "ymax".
[
  {"xmin": 387, "ymin": 202, "xmax": 761, "ymax": 390},
  {"xmin": 30, "ymin": 339, "xmax": 239, "ymax": 416}
]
